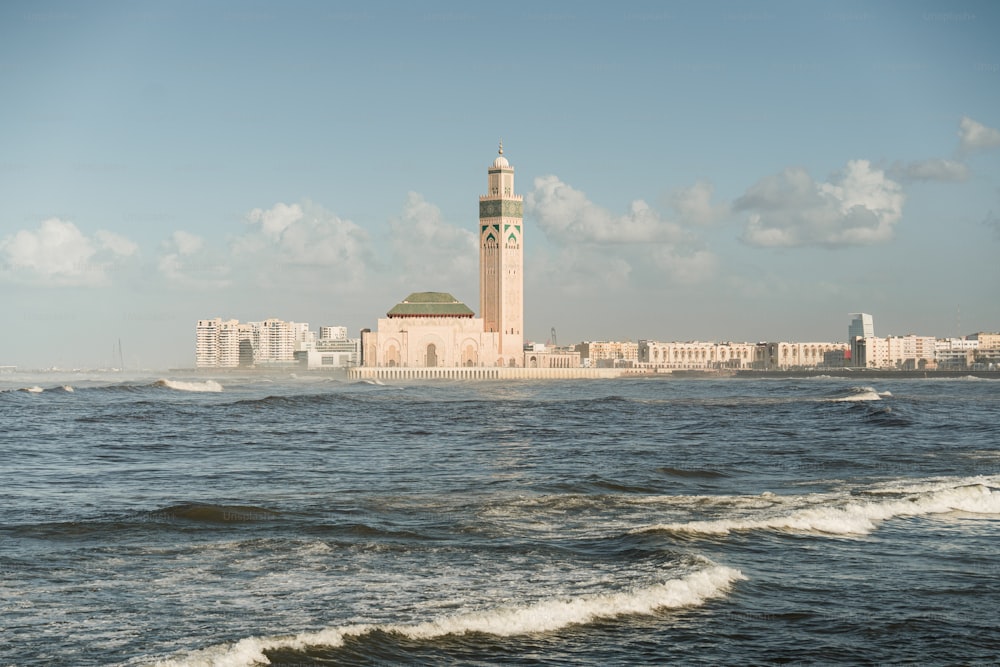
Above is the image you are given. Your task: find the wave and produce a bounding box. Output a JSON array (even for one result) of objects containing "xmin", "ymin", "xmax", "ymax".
[
  {"xmin": 635, "ymin": 478, "xmax": 1000, "ymax": 538},
  {"xmin": 827, "ymin": 385, "xmax": 883, "ymax": 402},
  {"xmin": 149, "ymin": 564, "xmax": 744, "ymax": 667},
  {"xmin": 155, "ymin": 379, "xmax": 223, "ymax": 393},
  {"xmin": 659, "ymin": 466, "xmax": 730, "ymax": 479},
  {"xmin": 149, "ymin": 503, "xmax": 280, "ymax": 523}
]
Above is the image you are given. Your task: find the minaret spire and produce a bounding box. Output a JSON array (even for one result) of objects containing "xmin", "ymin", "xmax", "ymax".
[{"xmin": 479, "ymin": 141, "xmax": 523, "ymax": 366}]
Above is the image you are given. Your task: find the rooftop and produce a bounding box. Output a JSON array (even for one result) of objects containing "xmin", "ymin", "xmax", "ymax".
[{"xmin": 387, "ymin": 292, "xmax": 475, "ymax": 318}]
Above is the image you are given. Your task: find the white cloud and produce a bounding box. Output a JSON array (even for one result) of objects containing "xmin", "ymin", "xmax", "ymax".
[
  {"xmin": 157, "ymin": 230, "xmax": 228, "ymax": 287},
  {"xmin": 95, "ymin": 230, "xmax": 139, "ymax": 257},
  {"xmin": 171, "ymin": 230, "xmax": 203, "ymax": 255},
  {"xmin": 525, "ymin": 175, "xmax": 719, "ymax": 289},
  {"xmin": 234, "ymin": 200, "xmax": 374, "ymax": 290},
  {"xmin": 958, "ymin": 116, "xmax": 1000, "ymax": 152},
  {"xmin": 388, "ymin": 192, "xmax": 477, "ymax": 290},
  {"xmin": 0, "ymin": 218, "xmax": 135, "ymax": 286},
  {"xmin": 666, "ymin": 181, "xmax": 731, "ymax": 225},
  {"xmin": 888, "ymin": 158, "xmax": 969, "ymax": 183},
  {"xmin": 650, "ymin": 247, "xmax": 719, "ymax": 285},
  {"xmin": 246, "ymin": 202, "xmax": 303, "ymax": 240},
  {"xmin": 735, "ymin": 160, "xmax": 905, "ymax": 247},
  {"xmin": 526, "ymin": 175, "xmax": 686, "ymax": 244}
]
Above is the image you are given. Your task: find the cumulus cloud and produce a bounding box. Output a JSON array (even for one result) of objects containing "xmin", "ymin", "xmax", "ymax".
[
  {"xmin": 525, "ymin": 175, "xmax": 719, "ymax": 289},
  {"xmin": 888, "ymin": 158, "xmax": 969, "ymax": 183},
  {"xmin": 735, "ymin": 160, "xmax": 904, "ymax": 247},
  {"xmin": 0, "ymin": 218, "xmax": 136, "ymax": 286},
  {"xmin": 666, "ymin": 181, "xmax": 731, "ymax": 225},
  {"xmin": 958, "ymin": 116, "xmax": 1000, "ymax": 152},
  {"xmin": 158, "ymin": 230, "xmax": 229, "ymax": 287},
  {"xmin": 246, "ymin": 202, "xmax": 304, "ymax": 240},
  {"xmin": 234, "ymin": 200, "xmax": 374, "ymax": 290},
  {"xmin": 388, "ymin": 192, "xmax": 477, "ymax": 289},
  {"xmin": 526, "ymin": 175, "xmax": 687, "ymax": 244}
]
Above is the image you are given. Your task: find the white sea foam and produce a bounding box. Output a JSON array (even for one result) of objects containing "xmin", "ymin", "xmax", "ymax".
[
  {"xmin": 829, "ymin": 386, "xmax": 882, "ymax": 402},
  {"xmin": 637, "ymin": 480, "xmax": 1000, "ymax": 537},
  {"xmin": 21, "ymin": 385, "xmax": 44, "ymax": 393},
  {"xmin": 62, "ymin": 385, "xmax": 74, "ymax": 392},
  {"xmin": 156, "ymin": 379, "xmax": 223, "ymax": 393},
  {"xmin": 148, "ymin": 565, "xmax": 744, "ymax": 667}
]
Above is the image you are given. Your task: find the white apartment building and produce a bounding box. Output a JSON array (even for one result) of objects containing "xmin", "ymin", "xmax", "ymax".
[
  {"xmin": 197, "ymin": 318, "xmax": 249, "ymax": 368},
  {"xmin": 320, "ymin": 326, "xmax": 348, "ymax": 341},
  {"xmin": 197, "ymin": 318, "xmax": 359, "ymax": 369},
  {"xmin": 855, "ymin": 335, "xmax": 940, "ymax": 369}
]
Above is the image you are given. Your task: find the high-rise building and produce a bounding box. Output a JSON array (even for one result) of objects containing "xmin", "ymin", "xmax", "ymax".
[
  {"xmin": 848, "ymin": 313, "xmax": 875, "ymax": 341},
  {"xmin": 479, "ymin": 140, "xmax": 524, "ymax": 365}
]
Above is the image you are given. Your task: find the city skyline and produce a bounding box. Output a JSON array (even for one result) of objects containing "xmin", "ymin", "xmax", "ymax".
[{"xmin": 2, "ymin": 1, "xmax": 999, "ymax": 369}]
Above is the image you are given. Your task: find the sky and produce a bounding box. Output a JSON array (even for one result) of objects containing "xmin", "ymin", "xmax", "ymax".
[{"xmin": 1, "ymin": 0, "xmax": 999, "ymax": 370}]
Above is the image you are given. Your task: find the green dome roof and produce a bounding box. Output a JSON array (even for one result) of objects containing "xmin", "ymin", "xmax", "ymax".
[{"xmin": 387, "ymin": 292, "xmax": 475, "ymax": 318}]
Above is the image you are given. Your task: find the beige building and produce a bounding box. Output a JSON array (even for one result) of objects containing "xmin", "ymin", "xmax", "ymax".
[
  {"xmin": 579, "ymin": 341, "xmax": 639, "ymax": 367},
  {"xmin": 362, "ymin": 143, "xmax": 524, "ymax": 370},
  {"xmin": 639, "ymin": 340, "xmax": 757, "ymax": 370},
  {"xmin": 969, "ymin": 332, "xmax": 1000, "ymax": 350}
]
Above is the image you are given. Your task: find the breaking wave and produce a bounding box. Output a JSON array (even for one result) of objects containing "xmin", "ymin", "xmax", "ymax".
[
  {"xmin": 155, "ymin": 379, "xmax": 223, "ymax": 393},
  {"xmin": 635, "ymin": 478, "xmax": 1000, "ymax": 538},
  {"xmin": 150, "ymin": 564, "xmax": 744, "ymax": 667},
  {"xmin": 828, "ymin": 386, "xmax": 884, "ymax": 402}
]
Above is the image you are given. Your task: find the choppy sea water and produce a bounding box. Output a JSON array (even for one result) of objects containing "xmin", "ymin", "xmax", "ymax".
[{"xmin": 1, "ymin": 373, "xmax": 998, "ymax": 666}]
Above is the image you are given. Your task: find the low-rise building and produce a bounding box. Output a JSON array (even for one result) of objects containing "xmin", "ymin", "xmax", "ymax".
[{"xmin": 638, "ymin": 340, "xmax": 757, "ymax": 370}]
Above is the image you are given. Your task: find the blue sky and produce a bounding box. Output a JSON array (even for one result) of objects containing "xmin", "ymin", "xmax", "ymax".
[{"xmin": 2, "ymin": 0, "xmax": 998, "ymax": 369}]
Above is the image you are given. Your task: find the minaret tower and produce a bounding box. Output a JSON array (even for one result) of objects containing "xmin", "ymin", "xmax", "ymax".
[{"xmin": 479, "ymin": 140, "xmax": 524, "ymax": 366}]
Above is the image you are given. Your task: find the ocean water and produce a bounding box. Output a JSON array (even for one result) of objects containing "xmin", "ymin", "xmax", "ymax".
[{"xmin": 1, "ymin": 373, "xmax": 998, "ymax": 666}]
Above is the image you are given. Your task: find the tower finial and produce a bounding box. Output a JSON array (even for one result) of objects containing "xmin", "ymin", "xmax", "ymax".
[{"xmin": 498, "ymin": 138, "xmax": 503, "ymax": 155}]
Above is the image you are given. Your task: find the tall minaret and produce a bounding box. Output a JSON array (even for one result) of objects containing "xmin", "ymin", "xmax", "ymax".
[{"xmin": 479, "ymin": 140, "xmax": 524, "ymax": 366}]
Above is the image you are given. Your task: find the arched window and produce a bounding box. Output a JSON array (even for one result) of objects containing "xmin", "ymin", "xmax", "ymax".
[{"xmin": 426, "ymin": 343, "xmax": 437, "ymax": 368}]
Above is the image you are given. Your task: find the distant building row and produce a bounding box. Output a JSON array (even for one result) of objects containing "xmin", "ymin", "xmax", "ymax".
[
  {"xmin": 196, "ymin": 318, "xmax": 360, "ymax": 369},
  {"xmin": 196, "ymin": 312, "xmax": 999, "ymax": 373}
]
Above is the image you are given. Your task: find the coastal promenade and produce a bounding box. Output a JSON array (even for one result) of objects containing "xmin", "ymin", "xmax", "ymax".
[{"xmin": 347, "ymin": 366, "xmax": 626, "ymax": 381}]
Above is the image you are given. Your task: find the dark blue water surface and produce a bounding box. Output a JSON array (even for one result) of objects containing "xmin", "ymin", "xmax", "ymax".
[{"xmin": 2, "ymin": 374, "xmax": 998, "ymax": 666}]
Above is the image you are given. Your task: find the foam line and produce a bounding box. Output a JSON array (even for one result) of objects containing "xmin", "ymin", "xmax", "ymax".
[
  {"xmin": 155, "ymin": 379, "xmax": 223, "ymax": 393},
  {"xmin": 637, "ymin": 482, "xmax": 1000, "ymax": 537},
  {"xmin": 149, "ymin": 565, "xmax": 744, "ymax": 667}
]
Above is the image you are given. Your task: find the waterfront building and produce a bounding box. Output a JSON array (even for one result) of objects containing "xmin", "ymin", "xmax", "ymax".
[
  {"xmin": 935, "ymin": 337, "xmax": 979, "ymax": 370},
  {"xmin": 196, "ymin": 317, "xmax": 354, "ymax": 368},
  {"xmin": 361, "ymin": 143, "xmax": 523, "ymax": 370},
  {"xmin": 854, "ymin": 335, "xmax": 940, "ymax": 370},
  {"xmin": 579, "ymin": 341, "xmax": 639, "ymax": 367},
  {"xmin": 524, "ymin": 343, "xmax": 581, "ymax": 369},
  {"xmin": 360, "ymin": 292, "xmax": 500, "ymax": 368},
  {"xmin": 968, "ymin": 332, "xmax": 1000, "ymax": 350},
  {"xmin": 197, "ymin": 318, "xmax": 250, "ymax": 368},
  {"xmin": 849, "ymin": 313, "xmax": 875, "ymax": 340},
  {"xmin": 638, "ymin": 340, "xmax": 757, "ymax": 370},
  {"xmin": 758, "ymin": 341, "xmax": 851, "ymax": 370}
]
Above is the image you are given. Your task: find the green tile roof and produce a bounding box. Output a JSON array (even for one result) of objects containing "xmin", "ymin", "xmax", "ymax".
[{"xmin": 387, "ymin": 292, "xmax": 475, "ymax": 318}]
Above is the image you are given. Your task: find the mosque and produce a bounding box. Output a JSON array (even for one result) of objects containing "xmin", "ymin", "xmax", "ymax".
[{"xmin": 358, "ymin": 142, "xmax": 523, "ymax": 373}]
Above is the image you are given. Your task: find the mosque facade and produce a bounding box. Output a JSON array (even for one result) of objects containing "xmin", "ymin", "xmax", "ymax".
[{"xmin": 360, "ymin": 143, "xmax": 525, "ymax": 370}]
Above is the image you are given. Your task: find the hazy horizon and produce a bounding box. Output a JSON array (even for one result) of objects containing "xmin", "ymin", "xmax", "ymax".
[{"xmin": 2, "ymin": 1, "xmax": 998, "ymax": 369}]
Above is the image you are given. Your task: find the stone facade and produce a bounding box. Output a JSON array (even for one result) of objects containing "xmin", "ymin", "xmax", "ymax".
[{"xmin": 361, "ymin": 145, "xmax": 524, "ymax": 371}]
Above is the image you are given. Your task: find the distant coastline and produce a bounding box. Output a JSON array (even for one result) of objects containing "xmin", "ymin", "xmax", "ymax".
[{"xmin": 734, "ymin": 369, "xmax": 1000, "ymax": 380}]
